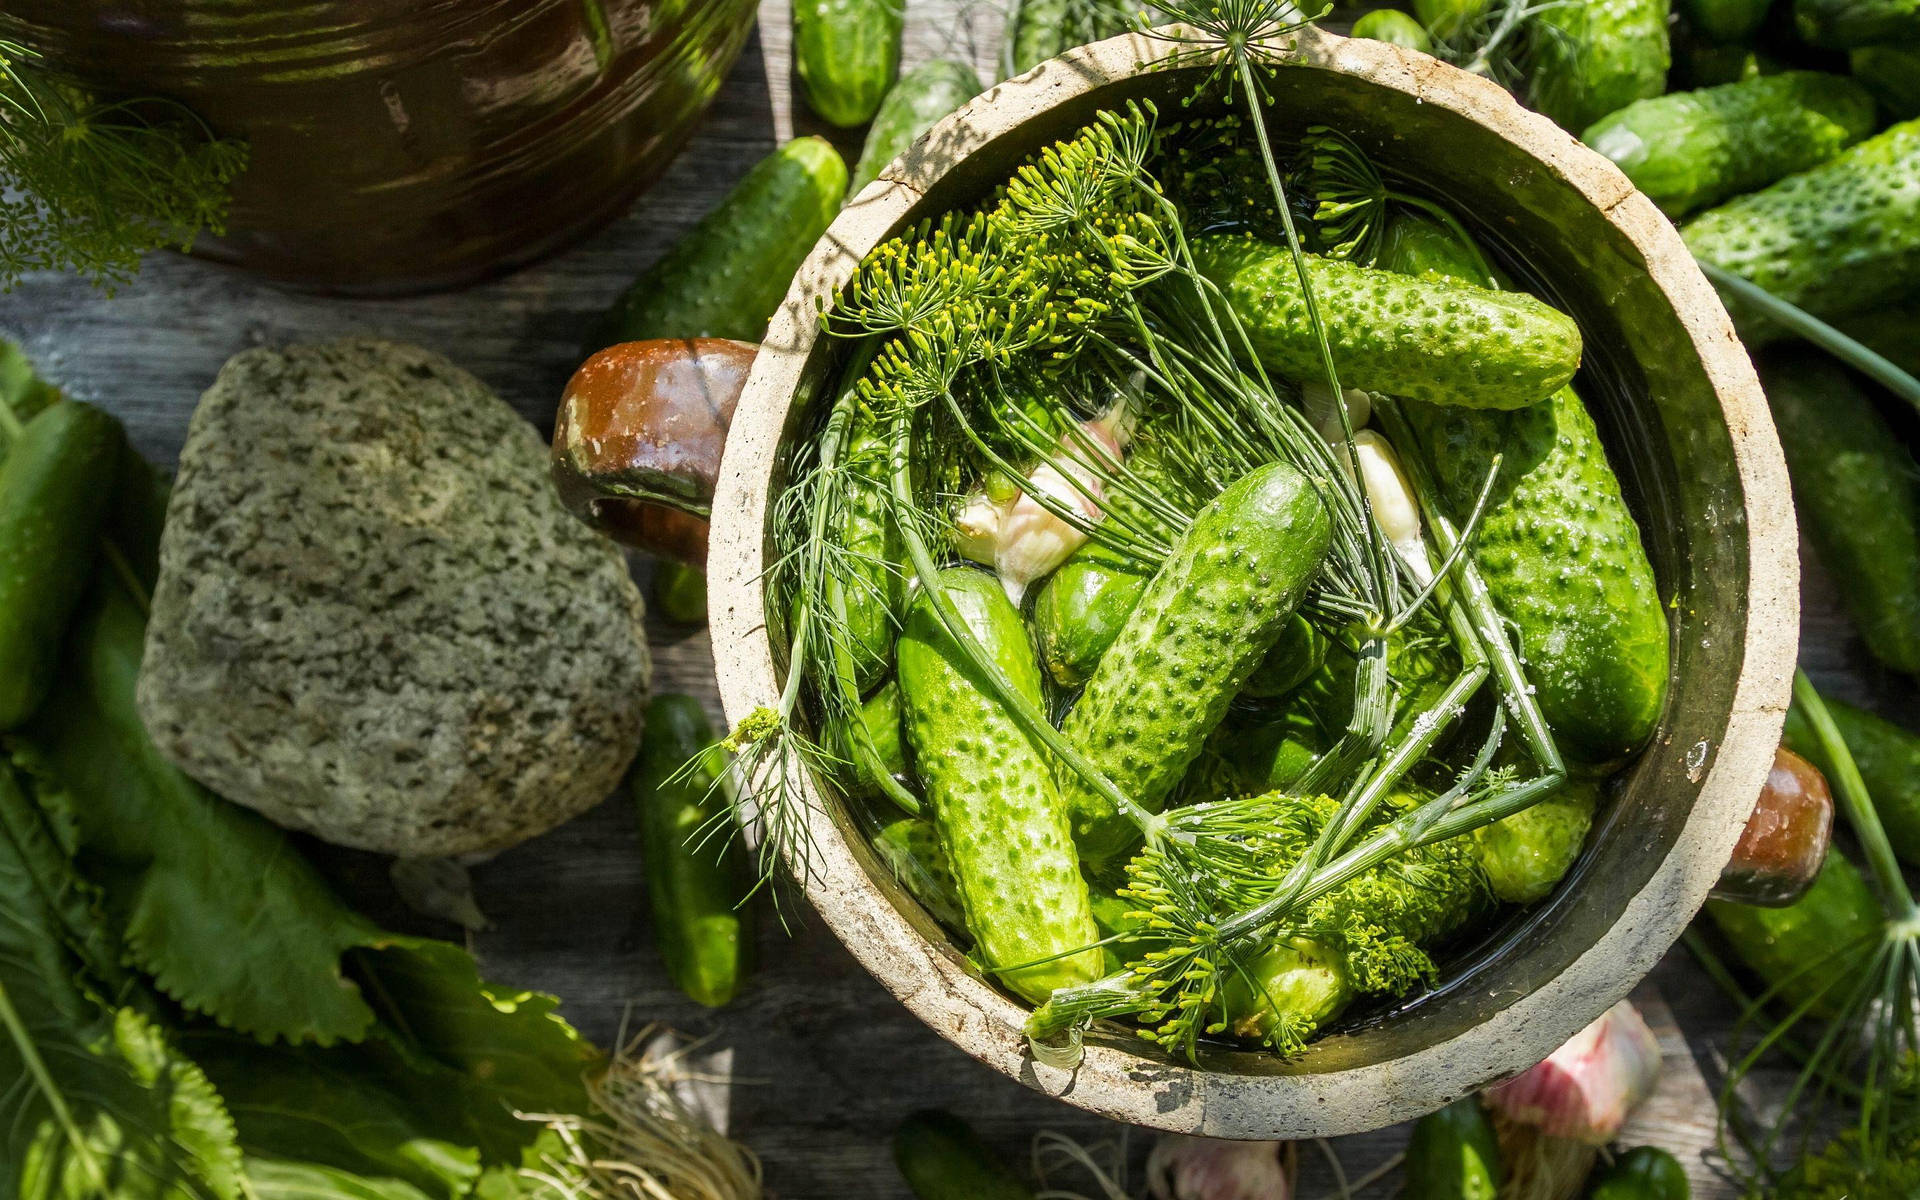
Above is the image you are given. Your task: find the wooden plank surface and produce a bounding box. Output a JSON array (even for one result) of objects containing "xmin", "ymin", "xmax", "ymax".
[{"xmin": 3, "ymin": 3, "xmax": 1911, "ymax": 1195}]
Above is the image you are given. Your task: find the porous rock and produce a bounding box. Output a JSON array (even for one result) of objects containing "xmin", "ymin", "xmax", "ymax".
[{"xmin": 137, "ymin": 338, "xmax": 651, "ymax": 856}]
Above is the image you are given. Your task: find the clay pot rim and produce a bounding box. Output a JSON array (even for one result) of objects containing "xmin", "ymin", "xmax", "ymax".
[{"xmin": 708, "ymin": 27, "xmax": 1797, "ymax": 1137}]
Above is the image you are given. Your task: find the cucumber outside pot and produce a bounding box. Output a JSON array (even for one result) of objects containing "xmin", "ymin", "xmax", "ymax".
[
  {"xmin": 849, "ymin": 59, "xmax": 983, "ymax": 196},
  {"xmin": 794, "ymin": 0, "xmax": 904, "ymax": 127},
  {"xmin": 1783, "ymin": 695, "xmax": 1920, "ymax": 867}
]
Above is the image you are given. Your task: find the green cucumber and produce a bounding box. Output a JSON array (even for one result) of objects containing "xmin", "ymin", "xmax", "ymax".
[
  {"xmin": 1004, "ymin": 0, "xmax": 1131, "ymax": 76},
  {"xmin": 841, "ymin": 415, "xmax": 907, "ymax": 690},
  {"xmin": 1782, "ymin": 695, "xmax": 1920, "ymax": 867},
  {"xmin": 894, "ymin": 1111, "xmax": 1034, "ymax": 1200},
  {"xmin": 1705, "ymin": 850, "xmax": 1879, "ymax": 1019},
  {"xmin": 1379, "ymin": 213, "xmax": 1670, "ymax": 765},
  {"xmin": 1242, "ymin": 612, "xmax": 1330, "ymax": 700},
  {"xmin": 653, "ymin": 561, "xmax": 707, "ymax": 624},
  {"xmin": 1352, "ymin": 8, "xmax": 1434, "ymax": 50},
  {"xmin": 1795, "ymin": 0, "xmax": 1920, "ymax": 47},
  {"xmin": 793, "ymin": 0, "xmax": 904, "ymax": 128},
  {"xmin": 1851, "ymin": 45, "xmax": 1920, "ymax": 120},
  {"xmin": 897, "ymin": 567, "xmax": 1102, "ymax": 1001},
  {"xmin": 587, "ymin": 138, "xmax": 847, "ymax": 351},
  {"xmin": 1404, "ymin": 1098, "xmax": 1502, "ymax": 1200},
  {"xmin": 1527, "ymin": 0, "xmax": 1672, "ymax": 133},
  {"xmin": 0, "ymin": 400, "xmax": 123, "ymax": 730},
  {"xmin": 1194, "ymin": 234, "xmax": 1582, "ymax": 411},
  {"xmin": 1683, "ymin": 119, "xmax": 1920, "ymax": 344},
  {"xmin": 1833, "ymin": 301, "xmax": 1920, "ymax": 377},
  {"xmin": 1472, "ymin": 780, "xmax": 1598, "ymax": 904},
  {"xmin": 632, "ymin": 694, "xmax": 752, "ymax": 1008},
  {"xmin": 872, "ymin": 816, "xmax": 967, "ymax": 932},
  {"xmin": 1678, "ymin": 0, "xmax": 1772, "ymax": 41},
  {"xmin": 1058, "ymin": 463, "xmax": 1332, "ymax": 862},
  {"xmin": 1757, "ymin": 351, "xmax": 1920, "ymax": 676},
  {"xmin": 850, "ymin": 59, "xmax": 982, "ymax": 196},
  {"xmin": 1672, "ymin": 41, "xmax": 1782, "ymax": 89},
  {"xmin": 1029, "ymin": 540, "xmax": 1150, "ymax": 688},
  {"xmin": 1414, "ymin": 0, "xmax": 1491, "ymax": 40},
  {"xmin": 1221, "ymin": 938, "xmax": 1351, "ymax": 1042},
  {"xmin": 826, "ymin": 677, "xmax": 911, "ymax": 799},
  {"xmin": 1583, "ymin": 72, "xmax": 1876, "ymax": 217},
  {"xmin": 1587, "ymin": 1146, "xmax": 1690, "ymax": 1200}
]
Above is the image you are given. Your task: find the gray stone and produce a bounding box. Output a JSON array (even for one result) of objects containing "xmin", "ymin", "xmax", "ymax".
[{"xmin": 137, "ymin": 338, "xmax": 651, "ymax": 857}]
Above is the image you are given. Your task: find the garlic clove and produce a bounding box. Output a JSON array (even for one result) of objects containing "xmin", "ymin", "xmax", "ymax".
[
  {"xmin": 1300, "ymin": 380, "xmax": 1373, "ymax": 443},
  {"xmin": 1483, "ymin": 1000, "xmax": 1662, "ymax": 1147},
  {"xmin": 1350, "ymin": 430, "xmax": 1432, "ymax": 584},
  {"xmin": 954, "ymin": 490, "xmax": 1008, "ymax": 566},
  {"xmin": 1146, "ymin": 1134, "xmax": 1290, "ymax": 1200}
]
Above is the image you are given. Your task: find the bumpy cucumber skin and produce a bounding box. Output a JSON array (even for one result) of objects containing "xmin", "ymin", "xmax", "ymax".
[
  {"xmin": 587, "ymin": 138, "xmax": 847, "ymax": 350},
  {"xmin": 826, "ymin": 677, "xmax": 910, "ymax": 798},
  {"xmin": 850, "ymin": 59, "xmax": 982, "ymax": 196},
  {"xmin": 1194, "ymin": 235, "xmax": 1582, "ymax": 411},
  {"xmin": 1584, "ymin": 72, "xmax": 1877, "ymax": 217},
  {"xmin": 632, "ymin": 694, "xmax": 752, "ymax": 1008},
  {"xmin": 1796, "ymin": 0, "xmax": 1920, "ymax": 47},
  {"xmin": 0, "ymin": 401, "xmax": 121, "ymax": 730},
  {"xmin": 897, "ymin": 567, "xmax": 1102, "ymax": 1002},
  {"xmin": 1005, "ymin": 0, "xmax": 1132, "ymax": 75},
  {"xmin": 794, "ymin": 0, "xmax": 904, "ymax": 127},
  {"xmin": 1683, "ymin": 119, "xmax": 1920, "ymax": 342},
  {"xmin": 1380, "ymin": 214, "xmax": 1670, "ymax": 765},
  {"xmin": 894, "ymin": 1111, "xmax": 1035, "ymax": 1200},
  {"xmin": 1705, "ymin": 851, "xmax": 1879, "ymax": 1019},
  {"xmin": 1759, "ymin": 351, "xmax": 1920, "ymax": 676},
  {"xmin": 1403, "ymin": 1099, "xmax": 1502, "ymax": 1200},
  {"xmin": 1678, "ymin": 0, "xmax": 1772, "ymax": 40},
  {"xmin": 1029, "ymin": 540, "xmax": 1149, "ymax": 688},
  {"xmin": 1783, "ymin": 695, "xmax": 1920, "ymax": 867},
  {"xmin": 1352, "ymin": 8, "xmax": 1433, "ymax": 50},
  {"xmin": 1471, "ymin": 781, "xmax": 1598, "ymax": 904},
  {"xmin": 1058, "ymin": 463, "xmax": 1331, "ymax": 862},
  {"xmin": 1528, "ymin": 0, "xmax": 1671, "ymax": 132},
  {"xmin": 1851, "ymin": 46, "xmax": 1920, "ymax": 119},
  {"xmin": 873, "ymin": 817, "xmax": 967, "ymax": 932},
  {"xmin": 841, "ymin": 418, "xmax": 907, "ymax": 691}
]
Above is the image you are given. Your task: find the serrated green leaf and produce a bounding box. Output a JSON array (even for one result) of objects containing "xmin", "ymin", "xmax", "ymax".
[
  {"xmin": 0, "ymin": 760, "xmax": 244, "ymax": 1200},
  {"xmin": 242, "ymin": 1160, "xmax": 436, "ymax": 1200},
  {"xmin": 180, "ymin": 1032, "xmax": 483, "ymax": 1200},
  {"xmin": 16, "ymin": 574, "xmax": 386, "ymax": 1043}
]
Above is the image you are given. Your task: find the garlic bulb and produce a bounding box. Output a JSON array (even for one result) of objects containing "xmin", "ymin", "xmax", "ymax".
[
  {"xmin": 1146, "ymin": 1134, "xmax": 1290, "ymax": 1200},
  {"xmin": 1483, "ymin": 1000, "xmax": 1662, "ymax": 1146}
]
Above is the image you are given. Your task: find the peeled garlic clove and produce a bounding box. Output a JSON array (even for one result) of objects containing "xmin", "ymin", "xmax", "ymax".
[
  {"xmin": 954, "ymin": 491, "xmax": 1008, "ymax": 566},
  {"xmin": 1351, "ymin": 430, "xmax": 1432, "ymax": 584},
  {"xmin": 995, "ymin": 461, "xmax": 1098, "ymax": 604},
  {"xmin": 1146, "ymin": 1134, "xmax": 1289, "ymax": 1200},
  {"xmin": 1301, "ymin": 379, "xmax": 1372, "ymax": 442},
  {"xmin": 1483, "ymin": 1000, "xmax": 1662, "ymax": 1146}
]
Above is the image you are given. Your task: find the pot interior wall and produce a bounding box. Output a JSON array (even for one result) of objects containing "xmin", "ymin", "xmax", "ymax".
[{"xmin": 777, "ymin": 60, "xmax": 1746, "ymax": 1077}]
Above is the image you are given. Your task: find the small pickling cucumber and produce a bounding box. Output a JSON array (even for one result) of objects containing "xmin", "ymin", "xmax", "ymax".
[
  {"xmin": 1527, "ymin": 0, "xmax": 1672, "ymax": 133},
  {"xmin": 1352, "ymin": 8, "xmax": 1434, "ymax": 50},
  {"xmin": 793, "ymin": 0, "xmax": 903, "ymax": 128},
  {"xmin": 1683, "ymin": 119, "xmax": 1920, "ymax": 343},
  {"xmin": 632, "ymin": 694, "xmax": 752, "ymax": 1008},
  {"xmin": 897, "ymin": 567, "xmax": 1103, "ymax": 1001},
  {"xmin": 1193, "ymin": 234, "xmax": 1582, "ymax": 411},
  {"xmin": 1758, "ymin": 351, "xmax": 1920, "ymax": 676},
  {"xmin": 1057, "ymin": 463, "xmax": 1332, "ymax": 862},
  {"xmin": 1795, "ymin": 0, "xmax": 1920, "ymax": 48},
  {"xmin": 1004, "ymin": 0, "xmax": 1131, "ymax": 76},
  {"xmin": 1851, "ymin": 46, "xmax": 1920, "ymax": 120},
  {"xmin": 1671, "ymin": 41, "xmax": 1781, "ymax": 89},
  {"xmin": 1414, "ymin": 0, "xmax": 1491, "ymax": 40},
  {"xmin": 1678, "ymin": 0, "xmax": 1771, "ymax": 40},
  {"xmin": 0, "ymin": 400, "xmax": 122, "ymax": 730},
  {"xmin": 1705, "ymin": 850, "xmax": 1879, "ymax": 1019},
  {"xmin": 872, "ymin": 816, "xmax": 967, "ymax": 932},
  {"xmin": 825, "ymin": 677, "xmax": 911, "ymax": 798},
  {"xmin": 1221, "ymin": 938, "xmax": 1351, "ymax": 1042},
  {"xmin": 1583, "ymin": 72, "xmax": 1876, "ymax": 218},
  {"xmin": 1782, "ymin": 695, "xmax": 1920, "ymax": 867},
  {"xmin": 1472, "ymin": 780, "xmax": 1599, "ymax": 904},
  {"xmin": 1029, "ymin": 539, "xmax": 1149, "ymax": 688},
  {"xmin": 850, "ymin": 59, "xmax": 983, "ymax": 196},
  {"xmin": 1241, "ymin": 613, "xmax": 1330, "ymax": 700},
  {"xmin": 1380, "ymin": 214, "xmax": 1670, "ymax": 765},
  {"xmin": 1403, "ymin": 1098, "xmax": 1501, "ymax": 1200},
  {"xmin": 840, "ymin": 415, "xmax": 908, "ymax": 691},
  {"xmin": 652, "ymin": 561, "xmax": 707, "ymax": 624},
  {"xmin": 894, "ymin": 1111, "xmax": 1034, "ymax": 1200},
  {"xmin": 587, "ymin": 137, "xmax": 847, "ymax": 351},
  {"xmin": 1587, "ymin": 1146, "xmax": 1691, "ymax": 1200}
]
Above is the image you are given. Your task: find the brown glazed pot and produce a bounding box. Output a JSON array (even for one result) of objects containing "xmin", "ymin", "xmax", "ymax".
[
  {"xmin": 709, "ymin": 30, "xmax": 1799, "ymax": 1136},
  {"xmin": 0, "ymin": 0, "xmax": 757, "ymax": 293}
]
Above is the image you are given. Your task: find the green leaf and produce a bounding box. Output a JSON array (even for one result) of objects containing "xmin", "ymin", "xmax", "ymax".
[
  {"xmin": 0, "ymin": 759, "xmax": 244, "ymax": 1200},
  {"xmin": 241, "ymin": 1160, "xmax": 436, "ymax": 1200},
  {"xmin": 15, "ymin": 575, "xmax": 387, "ymax": 1043}
]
